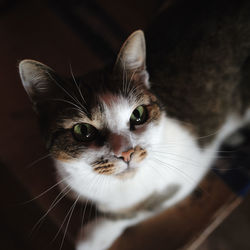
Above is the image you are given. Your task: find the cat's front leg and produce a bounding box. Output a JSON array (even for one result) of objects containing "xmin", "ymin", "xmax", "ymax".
[
  {"xmin": 76, "ymin": 217, "xmax": 130, "ymax": 250},
  {"xmin": 76, "ymin": 213, "xmax": 149, "ymax": 250}
]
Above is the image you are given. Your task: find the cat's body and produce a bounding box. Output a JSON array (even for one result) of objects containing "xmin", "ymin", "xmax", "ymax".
[{"xmin": 19, "ymin": 0, "xmax": 250, "ymax": 249}]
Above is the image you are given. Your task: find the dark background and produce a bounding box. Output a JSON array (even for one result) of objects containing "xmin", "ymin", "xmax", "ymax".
[{"xmin": 0, "ymin": 0, "xmax": 249, "ymax": 249}]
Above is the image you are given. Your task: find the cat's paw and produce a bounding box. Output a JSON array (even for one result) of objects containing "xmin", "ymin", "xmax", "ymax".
[
  {"xmin": 76, "ymin": 228, "xmax": 111, "ymax": 250},
  {"xmin": 76, "ymin": 239, "xmax": 108, "ymax": 250},
  {"xmin": 76, "ymin": 218, "xmax": 127, "ymax": 250}
]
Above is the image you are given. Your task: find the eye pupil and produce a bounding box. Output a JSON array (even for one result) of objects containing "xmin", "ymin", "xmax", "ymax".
[
  {"xmin": 133, "ymin": 110, "xmax": 140, "ymax": 120},
  {"xmin": 81, "ymin": 125, "xmax": 88, "ymax": 135},
  {"xmin": 130, "ymin": 105, "xmax": 147, "ymax": 126}
]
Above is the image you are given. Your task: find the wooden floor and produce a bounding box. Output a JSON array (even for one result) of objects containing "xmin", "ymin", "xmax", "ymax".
[
  {"xmin": 0, "ymin": 0, "xmax": 250, "ymax": 250},
  {"xmin": 198, "ymin": 192, "xmax": 250, "ymax": 250}
]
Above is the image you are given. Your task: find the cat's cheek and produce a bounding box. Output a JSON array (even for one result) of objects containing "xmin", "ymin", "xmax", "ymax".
[
  {"xmin": 133, "ymin": 148, "xmax": 147, "ymax": 163},
  {"xmin": 93, "ymin": 162, "xmax": 125, "ymax": 176}
]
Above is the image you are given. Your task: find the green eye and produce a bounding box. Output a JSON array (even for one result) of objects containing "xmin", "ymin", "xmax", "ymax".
[
  {"xmin": 73, "ymin": 123, "xmax": 97, "ymax": 142},
  {"xmin": 130, "ymin": 105, "xmax": 147, "ymax": 126}
]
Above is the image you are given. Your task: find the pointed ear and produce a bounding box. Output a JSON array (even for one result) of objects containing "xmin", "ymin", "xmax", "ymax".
[
  {"xmin": 116, "ymin": 30, "xmax": 146, "ymax": 70},
  {"xmin": 19, "ymin": 59, "xmax": 57, "ymax": 105},
  {"xmin": 115, "ymin": 30, "xmax": 150, "ymax": 88}
]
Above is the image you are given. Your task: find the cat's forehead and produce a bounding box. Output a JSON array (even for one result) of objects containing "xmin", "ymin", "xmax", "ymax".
[
  {"xmin": 99, "ymin": 93, "xmax": 138, "ymax": 132},
  {"xmin": 61, "ymin": 92, "xmax": 150, "ymax": 132}
]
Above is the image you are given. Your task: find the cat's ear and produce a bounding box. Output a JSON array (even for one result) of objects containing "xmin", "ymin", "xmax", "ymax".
[
  {"xmin": 115, "ymin": 30, "xmax": 150, "ymax": 88},
  {"xmin": 19, "ymin": 59, "xmax": 58, "ymax": 106}
]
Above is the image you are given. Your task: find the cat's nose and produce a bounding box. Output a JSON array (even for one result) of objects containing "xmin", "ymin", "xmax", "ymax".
[{"xmin": 120, "ymin": 148, "xmax": 135, "ymax": 163}]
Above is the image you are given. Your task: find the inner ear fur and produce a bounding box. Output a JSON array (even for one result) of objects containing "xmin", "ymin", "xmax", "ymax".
[{"xmin": 114, "ymin": 30, "xmax": 150, "ymax": 88}]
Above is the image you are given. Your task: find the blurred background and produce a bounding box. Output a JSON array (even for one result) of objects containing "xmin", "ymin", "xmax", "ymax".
[{"xmin": 0, "ymin": 0, "xmax": 249, "ymax": 249}]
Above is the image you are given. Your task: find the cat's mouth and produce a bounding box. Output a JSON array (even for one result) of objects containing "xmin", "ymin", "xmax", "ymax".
[
  {"xmin": 92, "ymin": 147, "xmax": 147, "ymax": 178},
  {"xmin": 115, "ymin": 165, "xmax": 138, "ymax": 179},
  {"xmin": 92, "ymin": 160, "xmax": 136, "ymax": 176}
]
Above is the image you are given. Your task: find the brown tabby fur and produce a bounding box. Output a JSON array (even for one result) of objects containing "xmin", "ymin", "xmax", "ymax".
[{"xmin": 147, "ymin": 0, "xmax": 250, "ymax": 145}]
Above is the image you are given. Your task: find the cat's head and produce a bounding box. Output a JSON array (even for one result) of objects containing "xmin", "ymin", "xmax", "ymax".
[{"xmin": 19, "ymin": 30, "xmax": 164, "ymax": 179}]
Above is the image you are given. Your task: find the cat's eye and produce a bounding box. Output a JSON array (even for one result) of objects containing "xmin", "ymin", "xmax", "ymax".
[
  {"xmin": 130, "ymin": 105, "xmax": 148, "ymax": 126},
  {"xmin": 73, "ymin": 123, "xmax": 97, "ymax": 142}
]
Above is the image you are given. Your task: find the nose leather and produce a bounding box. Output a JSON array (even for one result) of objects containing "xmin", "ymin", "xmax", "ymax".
[{"xmin": 121, "ymin": 148, "xmax": 135, "ymax": 162}]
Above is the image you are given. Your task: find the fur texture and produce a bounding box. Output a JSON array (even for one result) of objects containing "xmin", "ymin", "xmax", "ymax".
[{"xmin": 19, "ymin": 0, "xmax": 250, "ymax": 249}]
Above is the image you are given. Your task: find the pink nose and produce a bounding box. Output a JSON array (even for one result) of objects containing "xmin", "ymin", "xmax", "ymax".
[{"xmin": 121, "ymin": 149, "xmax": 135, "ymax": 162}]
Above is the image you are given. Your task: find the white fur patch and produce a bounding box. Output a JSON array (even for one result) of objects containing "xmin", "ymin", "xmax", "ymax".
[
  {"xmin": 56, "ymin": 108, "xmax": 250, "ymax": 213},
  {"xmin": 57, "ymin": 106, "xmax": 250, "ymax": 250}
]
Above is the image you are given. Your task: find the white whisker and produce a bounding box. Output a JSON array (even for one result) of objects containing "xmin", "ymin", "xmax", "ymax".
[
  {"xmin": 59, "ymin": 194, "xmax": 80, "ymax": 250},
  {"xmin": 46, "ymin": 71, "xmax": 86, "ymax": 111},
  {"xmin": 26, "ymin": 153, "xmax": 52, "ymax": 169},
  {"xmin": 30, "ymin": 185, "xmax": 72, "ymax": 235},
  {"xmin": 21, "ymin": 176, "xmax": 70, "ymax": 205},
  {"xmin": 69, "ymin": 63, "xmax": 86, "ymax": 106}
]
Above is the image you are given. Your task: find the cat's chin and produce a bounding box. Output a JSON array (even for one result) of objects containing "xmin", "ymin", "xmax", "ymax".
[{"xmin": 115, "ymin": 165, "xmax": 138, "ymax": 179}]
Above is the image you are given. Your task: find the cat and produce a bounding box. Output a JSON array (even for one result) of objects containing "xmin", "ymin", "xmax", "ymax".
[{"xmin": 19, "ymin": 0, "xmax": 250, "ymax": 249}]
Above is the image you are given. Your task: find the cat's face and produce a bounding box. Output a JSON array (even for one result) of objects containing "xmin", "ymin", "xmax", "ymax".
[
  {"xmin": 19, "ymin": 30, "xmax": 163, "ymax": 179},
  {"xmin": 54, "ymin": 89, "xmax": 161, "ymax": 178}
]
